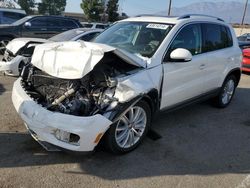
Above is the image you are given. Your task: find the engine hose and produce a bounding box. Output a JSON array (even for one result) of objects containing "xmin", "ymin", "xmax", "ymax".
[{"xmin": 51, "ymin": 88, "xmax": 76, "ymax": 106}]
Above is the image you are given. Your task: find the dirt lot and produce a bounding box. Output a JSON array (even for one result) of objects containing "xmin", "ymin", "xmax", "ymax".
[{"xmin": 0, "ymin": 71, "xmax": 250, "ymax": 188}]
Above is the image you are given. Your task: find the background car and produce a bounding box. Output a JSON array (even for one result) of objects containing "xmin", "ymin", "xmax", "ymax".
[
  {"xmin": 0, "ymin": 28, "xmax": 103, "ymax": 76},
  {"xmin": 239, "ymin": 41, "xmax": 250, "ymax": 49},
  {"xmin": 81, "ymin": 22, "xmax": 110, "ymax": 29},
  {"xmin": 0, "ymin": 15, "xmax": 82, "ymax": 54},
  {"xmin": 0, "ymin": 8, "xmax": 26, "ymax": 24},
  {"xmin": 238, "ymin": 33, "xmax": 250, "ymax": 41},
  {"xmin": 242, "ymin": 48, "xmax": 250, "ymax": 73}
]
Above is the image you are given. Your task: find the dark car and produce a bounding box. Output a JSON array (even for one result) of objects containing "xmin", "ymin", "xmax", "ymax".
[
  {"xmin": 239, "ymin": 41, "xmax": 250, "ymax": 49},
  {"xmin": 0, "ymin": 15, "xmax": 82, "ymax": 53},
  {"xmin": 237, "ymin": 33, "xmax": 250, "ymax": 42}
]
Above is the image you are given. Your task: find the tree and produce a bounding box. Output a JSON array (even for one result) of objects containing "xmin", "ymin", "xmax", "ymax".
[
  {"xmin": 81, "ymin": 0, "xmax": 104, "ymax": 22},
  {"xmin": 106, "ymin": 0, "xmax": 119, "ymax": 22},
  {"xmin": 17, "ymin": 0, "xmax": 35, "ymax": 14},
  {"xmin": 38, "ymin": 0, "xmax": 67, "ymax": 15}
]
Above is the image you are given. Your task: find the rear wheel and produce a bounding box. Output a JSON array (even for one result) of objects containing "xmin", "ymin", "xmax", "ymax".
[
  {"xmin": 104, "ymin": 100, "xmax": 151, "ymax": 154},
  {"xmin": 213, "ymin": 75, "xmax": 237, "ymax": 108}
]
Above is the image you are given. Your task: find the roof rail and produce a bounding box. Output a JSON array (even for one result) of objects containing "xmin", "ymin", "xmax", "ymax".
[
  {"xmin": 178, "ymin": 14, "xmax": 224, "ymax": 22},
  {"xmin": 135, "ymin": 14, "xmax": 176, "ymax": 18}
]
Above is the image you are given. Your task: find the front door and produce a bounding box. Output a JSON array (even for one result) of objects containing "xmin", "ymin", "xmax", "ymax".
[
  {"xmin": 161, "ymin": 23, "xmax": 206, "ymax": 109},
  {"xmin": 22, "ymin": 17, "xmax": 48, "ymax": 38}
]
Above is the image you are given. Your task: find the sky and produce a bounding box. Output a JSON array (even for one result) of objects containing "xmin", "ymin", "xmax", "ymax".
[{"xmin": 65, "ymin": 0, "xmax": 246, "ymax": 15}]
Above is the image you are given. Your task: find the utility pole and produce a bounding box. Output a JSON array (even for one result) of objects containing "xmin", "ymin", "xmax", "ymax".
[
  {"xmin": 168, "ymin": 0, "xmax": 172, "ymax": 16},
  {"xmin": 241, "ymin": 0, "xmax": 249, "ymax": 26},
  {"xmin": 241, "ymin": 0, "xmax": 249, "ymax": 35}
]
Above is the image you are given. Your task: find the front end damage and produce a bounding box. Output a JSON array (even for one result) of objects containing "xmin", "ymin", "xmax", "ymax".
[
  {"xmin": 12, "ymin": 41, "xmax": 162, "ymax": 152},
  {"xmin": 0, "ymin": 38, "xmax": 46, "ymax": 76}
]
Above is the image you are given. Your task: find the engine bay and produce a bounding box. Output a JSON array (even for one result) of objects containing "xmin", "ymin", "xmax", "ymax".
[{"xmin": 21, "ymin": 52, "xmax": 140, "ymax": 116}]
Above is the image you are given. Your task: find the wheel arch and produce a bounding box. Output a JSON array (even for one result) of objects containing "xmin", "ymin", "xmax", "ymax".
[
  {"xmin": 141, "ymin": 89, "xmax": 160, "ymax": 116},
  {"xmin": 224, "ymin": 68, "xmax": 241, "ymax": 86}
]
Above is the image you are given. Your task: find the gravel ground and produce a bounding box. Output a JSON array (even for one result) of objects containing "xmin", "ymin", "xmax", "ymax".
[{"xmin": 0, "ymin": 71, "xmax": 250, "ymax": 188}]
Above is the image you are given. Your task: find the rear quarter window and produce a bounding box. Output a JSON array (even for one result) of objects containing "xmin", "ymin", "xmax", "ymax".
[{"xmin": 202, "ymin": 23, "xmax": 233, "ymax": 53}]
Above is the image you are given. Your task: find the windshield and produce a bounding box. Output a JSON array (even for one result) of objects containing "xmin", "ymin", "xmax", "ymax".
[
  {"xmin": 94, "ymin": 22, "xmax": 173, "ymax": 57},
  {"xmin": 49, "ymin": 29, "xmax": 85, "ymax": 42},
  {"xmin": 12, "ymin": 16, "xmax": 32, "ymax": 25}
]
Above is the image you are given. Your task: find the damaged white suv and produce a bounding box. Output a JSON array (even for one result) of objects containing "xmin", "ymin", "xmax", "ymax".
[{"xmin": 12, "ymin": 15, "xmax": 242, "ymax": 154}]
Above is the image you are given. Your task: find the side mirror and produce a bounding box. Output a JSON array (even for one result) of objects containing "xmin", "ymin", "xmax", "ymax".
[
  {"xmin": 170, "ymin": 48, "xmax": 192, "ymax": 62},
  {"xmin": 24, "ymin": 22, "xmax": 31, "ymax": 28}
]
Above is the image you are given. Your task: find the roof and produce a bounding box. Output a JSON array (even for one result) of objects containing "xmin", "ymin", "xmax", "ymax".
[
  {"xmin": 120, "ymin": 14, "xmax": 227, "ymax": 25},
  {"xmin": 25, "ymin": 15, "xmax": 79, "ymax": 21}
]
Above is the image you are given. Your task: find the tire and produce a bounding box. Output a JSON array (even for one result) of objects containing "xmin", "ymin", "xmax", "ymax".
[
  {"xmin": 104, "ymin": 100, "xmax": 151, "ymax": 154},
  {"xmin": 0, "ymin": 37, "xmax": 12, "ymax": 55},
  {"xmin": 212, "ymin": 75, "xmax": 237, "ymax": 108}
]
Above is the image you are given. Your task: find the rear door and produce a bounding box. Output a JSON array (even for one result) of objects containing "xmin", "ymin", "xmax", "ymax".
[
  {"xmin": 201, "ymin": 23, "xmax": 234, "ymax": 93},
  {"xmin": 46, "ymin": 18, "xmax": 79, "ymax": 38},
  {"xmin": 21, "ymin": 17, "xmax": 48, "ymax": 38}
]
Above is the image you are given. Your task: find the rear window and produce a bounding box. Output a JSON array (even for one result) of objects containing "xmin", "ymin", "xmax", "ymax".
[
  {"xmin": 202, "ymin": 24, "xmax": 233, "ymax": 53},
  {"xmin": 82, "ymin": 24, "xmax": 93, "ymax": 28},
  {"xmin": 96, "ymin": 24, "xmax": 106, "ymax": 29}
]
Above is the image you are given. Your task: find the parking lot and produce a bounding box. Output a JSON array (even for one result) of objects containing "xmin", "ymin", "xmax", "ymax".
[{"xmin": 0, "ymin": 67, "xmax": 250, "ymax": 187}]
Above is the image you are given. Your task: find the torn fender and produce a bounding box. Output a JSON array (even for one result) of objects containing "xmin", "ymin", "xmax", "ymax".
[
  {"xmin": 31, "ymin": 41, "xmax": 147, "ymax": 80},
  {"xmin": 114, "ymin": 65, "xmax": 163, "ymax": 103}
]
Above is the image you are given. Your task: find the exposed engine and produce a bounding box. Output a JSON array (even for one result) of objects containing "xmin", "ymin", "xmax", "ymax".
[{"xmin": 21, "ymin": 53, "xmax": 139, "ymax": 116}]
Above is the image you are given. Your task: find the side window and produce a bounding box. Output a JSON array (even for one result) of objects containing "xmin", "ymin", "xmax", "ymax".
[
  {"xmin": 82, "ymin": 24, "xmax": 93, "ymax": 28},
  {"xmin": 168, "ymin": 24, "xmax": 202, "ymax": 57},
  {"xmin": 30, "ymin": 17, "xmax": 47, "ymax": 28},
  {"xmin": 61, "ymin": 19, "xmax": 78, "ymax": 28},
  {"xmin": 80, "ymin": 32, "xmax": 100, "ymax": 41},
  {"xmin": 47, "ymin": 18, "xmax": 58, "ymax": 28},
  {"xmin": 96, "ymin": 24, "xmax": 105, "ymax": 29},
  {"xmin": 202, "ymin": 24, "xmax": 233, "ymax": 52}
]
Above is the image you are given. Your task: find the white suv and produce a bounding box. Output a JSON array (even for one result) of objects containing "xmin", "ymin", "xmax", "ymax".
[{"xmin": 12, "ymin": 14, "xmax": 242, "ymax": 154}]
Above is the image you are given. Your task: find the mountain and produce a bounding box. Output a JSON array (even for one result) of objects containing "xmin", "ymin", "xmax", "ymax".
[{"xmin": 157, "ymin": 1, "xmax": 250, "ymax": 24}]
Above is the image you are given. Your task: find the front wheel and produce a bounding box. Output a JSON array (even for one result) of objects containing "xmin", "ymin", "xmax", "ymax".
[
  {"xmin": 213, "ymin": 75, "xmax": 237, "ymax": 108},
  {"xmin": 104, "ymin": 100, "xmax": 151, "ymax": 154}
]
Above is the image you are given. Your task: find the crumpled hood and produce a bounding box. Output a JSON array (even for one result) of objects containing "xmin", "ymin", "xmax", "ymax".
[
  {"xmin": 6, "ymin": 38, "xmax": 48, "ymax": 54},
  {"xmin": 31, "ymin": 41, "xmax": 147, "ymax": 79}
]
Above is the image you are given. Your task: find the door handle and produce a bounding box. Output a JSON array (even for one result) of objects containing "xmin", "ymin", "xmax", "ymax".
[{"xmin": 199, "ymin": 64, "xmax": 206, "ymax": 70}]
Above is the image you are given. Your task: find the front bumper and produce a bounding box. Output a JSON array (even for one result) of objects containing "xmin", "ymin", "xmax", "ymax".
[
  {"xmin": 0, "ymin": 56, "xmax": 24, "ymax": 76},
  {"xmin": 12, "ymin": 78, "xmax": 113, "ymax": 152}
]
